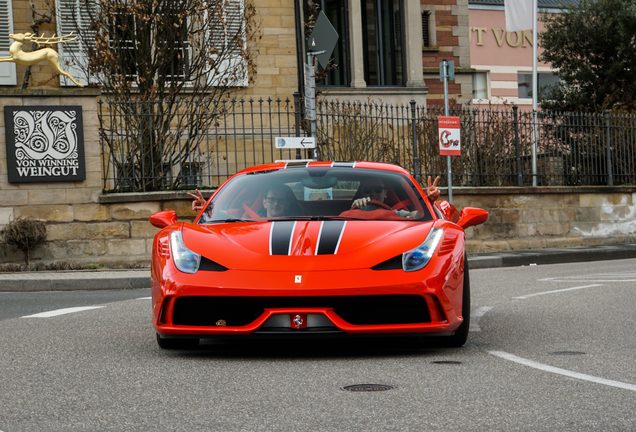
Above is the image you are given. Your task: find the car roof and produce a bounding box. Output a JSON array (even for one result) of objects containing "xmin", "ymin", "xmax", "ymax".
[{"xmin": 235, "ymin": 161, "xmax": 412, "ymax": 176}]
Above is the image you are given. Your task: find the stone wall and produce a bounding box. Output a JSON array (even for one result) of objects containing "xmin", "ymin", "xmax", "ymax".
[
  {"xmin": 2, "ymin": 185, "xmax": 635, "ymax": 267},
  {"xmin": 457, "ymin": 187, "xmax": 636, "ymax": 251}
]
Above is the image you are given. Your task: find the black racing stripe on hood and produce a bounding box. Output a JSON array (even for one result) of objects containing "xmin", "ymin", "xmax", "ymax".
[
  {"xmin": 270, "ymin": 221, "xmax": 296, "ymax": 255},
  {"xmin": 316, "ymin": 220, "xmax": 346, "ymax": 255}
]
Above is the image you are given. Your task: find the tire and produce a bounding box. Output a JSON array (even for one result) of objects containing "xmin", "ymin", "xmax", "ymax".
[
  {"xmin": 156, "ymin": 333, "xmax": 199, "ymax": 350},
  {"xmin": 442, "ymin": 254, "xmax": 470, "ymax": 348}
]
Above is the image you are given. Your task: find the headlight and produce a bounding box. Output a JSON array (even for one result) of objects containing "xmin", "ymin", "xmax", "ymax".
[
  {"xmin": 402, "ymin": 228, "xmax": 444, "ymax": 272},
  {"xmin": 169, "ymin": 230, "xmax": 201, "ymax": 273}
]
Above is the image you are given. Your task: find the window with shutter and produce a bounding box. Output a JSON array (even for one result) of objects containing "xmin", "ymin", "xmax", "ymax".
[
  {"xmin": 108, "ymin": 7, "xmax": 191, "ymax": 83},
  {"xmin": 207, "ymin": 0, "xmax": 248, "ymax": 87},
  {"xmin": 420, "ymin": 7, "xmax": 436, "ymax": 49},
  {"xmin": 422, "ymin": 11, "xmax": 431, "ymax": 48},
  {"xmin": 0, "ymin": 2, "xmax": 17, "ymax": 85},
  {"xmin": 55, "ymin": 0, "xmax": 99, "ymax": 86}
]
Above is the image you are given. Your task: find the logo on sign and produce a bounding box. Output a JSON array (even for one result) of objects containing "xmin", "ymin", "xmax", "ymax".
[{"xmin": 437, "ymin": 116, "xmax": 461, "ymax": 156}]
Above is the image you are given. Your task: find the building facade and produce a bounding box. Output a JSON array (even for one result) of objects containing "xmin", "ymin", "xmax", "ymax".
[{"xmin": 468, "ymin": 0, "xmax": 574, "ymax": 106}]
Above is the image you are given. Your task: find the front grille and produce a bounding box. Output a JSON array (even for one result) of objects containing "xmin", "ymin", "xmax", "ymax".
[{"xmin": 172, "ymin": 295, "xmax": 430, "ymax": 326}]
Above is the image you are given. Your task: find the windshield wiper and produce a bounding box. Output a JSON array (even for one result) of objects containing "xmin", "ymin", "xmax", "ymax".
[
  {"xmin": 208, "ymin": 218, "xmax": 254, "ymax": 223},
  {"xmin": 266, "ymin": 216, "xmax": 350, "ymax": 221}
]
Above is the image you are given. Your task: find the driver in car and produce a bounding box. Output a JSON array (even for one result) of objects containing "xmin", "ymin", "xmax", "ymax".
[{"xmin": 351, "ymin": 175, "xmax": 441, "ymax": 218}]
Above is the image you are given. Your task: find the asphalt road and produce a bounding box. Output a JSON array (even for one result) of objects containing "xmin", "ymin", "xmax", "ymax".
[{"xmin": 0, "ymin": 259, "xmax": 634, "ymax": 432}]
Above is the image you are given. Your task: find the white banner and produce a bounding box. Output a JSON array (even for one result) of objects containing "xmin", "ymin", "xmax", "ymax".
[{"xmin": 504, "ymin": 0, "xmax": 534, "ymax": 32}]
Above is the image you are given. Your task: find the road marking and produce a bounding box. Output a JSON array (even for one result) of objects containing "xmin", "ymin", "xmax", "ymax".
[
  {"xmin": 21, "ymin": 306, "xmax": 104, "ymax": 318},
  {"xmin": 514, "ymin": 284, "xmax": 603, "ymax": 300},
  {"xmin": 488, "ymin": 350, "xmax": 636, "ymax": 392},
  {"xmin": 470, "ymin": 306, "xmax": 493, "ymax": 332},
  {"xmin": 539, "ymin": 272, "xmax": 636, "ymax": 283},
  {"xmin": 136, "ymin": 296, "xmax": 151, "ymax": 300}
]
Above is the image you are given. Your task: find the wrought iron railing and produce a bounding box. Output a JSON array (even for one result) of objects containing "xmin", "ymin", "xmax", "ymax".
[{"xmin": 99, "ymin": 96, "xmax": 636, "ymax": 192}]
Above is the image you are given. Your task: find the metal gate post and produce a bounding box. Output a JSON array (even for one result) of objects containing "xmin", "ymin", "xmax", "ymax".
[
  {"xmin": 605, "ymin": 111, "xmax": 613, "ymax": 186},
  {"xmin": 409, "ymin": 100, "xmax": 421, "ymax": 182}
]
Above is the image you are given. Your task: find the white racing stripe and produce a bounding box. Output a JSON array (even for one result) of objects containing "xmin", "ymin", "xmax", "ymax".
[
  {"xmin": 514, "ymin": 284, "xmax": 603, "ymax": 300},
  {"xmin": 21, "ymin": 306, "xmax": 104, "ymax": 318},
  {"xmin": 489, "ymin": 350, "xmax": 636, "ymax": 392}
]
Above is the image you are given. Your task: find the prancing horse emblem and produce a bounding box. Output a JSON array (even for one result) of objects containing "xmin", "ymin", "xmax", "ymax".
[{"xmin": 292, "ymin": 314, "xmax": 303, "ymax": 328}]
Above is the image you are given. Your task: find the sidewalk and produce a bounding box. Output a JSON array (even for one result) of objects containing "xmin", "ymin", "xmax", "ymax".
[{"xmin": 1, "ymin": 243, "xmax": 635, "ymax": 292}]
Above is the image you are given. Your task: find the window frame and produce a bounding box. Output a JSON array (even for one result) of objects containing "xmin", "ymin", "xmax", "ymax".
[
  {"xmin": 0, "ymin": 1, "xmax": 16, "ymax": 85},
  {"xmin": 360, "ymin": 0, "xmax": 406, "ymax": 87}
]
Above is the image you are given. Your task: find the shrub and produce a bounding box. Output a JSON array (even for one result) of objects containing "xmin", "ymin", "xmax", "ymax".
[{"xmin": 1, "ymin": 218, "xmax": 47, "ymax": 267}]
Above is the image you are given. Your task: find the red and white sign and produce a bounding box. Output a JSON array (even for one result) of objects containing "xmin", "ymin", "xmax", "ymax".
[{"xmin": 438, "ymin": 116, "xmax": 461, "ymax": 156}]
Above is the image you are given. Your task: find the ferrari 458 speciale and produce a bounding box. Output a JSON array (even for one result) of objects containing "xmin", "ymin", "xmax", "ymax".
[{"xmin": 149, "ymin": 161, "xmax": 488, "ymax": 349}]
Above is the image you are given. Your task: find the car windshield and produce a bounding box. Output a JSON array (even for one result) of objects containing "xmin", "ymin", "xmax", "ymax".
[{"xmin": 199, "ymin": 167, "xmax": 432, "ymax": 223}]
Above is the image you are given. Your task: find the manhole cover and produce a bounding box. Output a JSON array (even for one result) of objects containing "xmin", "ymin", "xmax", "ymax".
[
  {"xmin": 431, "ymin": 360, "xmax": 463, "ymax": 365},
  {"xmin": 342, "ymin": 384, "xmax": 394, "ymax": 392},
  {"xmin": 549, "ymin": 351, "xmax": 586, "ymax": 356}
]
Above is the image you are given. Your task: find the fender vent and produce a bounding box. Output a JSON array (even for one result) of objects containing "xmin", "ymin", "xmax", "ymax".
[
  {"xmin": 158, "ymin": 237, "xmax": 170, "ymax": 257},
  {"xmin": 438, "ymin": 234, "xmax": 458, "ymax": 255}
]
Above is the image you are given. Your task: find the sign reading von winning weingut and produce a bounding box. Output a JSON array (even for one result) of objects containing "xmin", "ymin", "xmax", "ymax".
[{"xmin": 4, "ymin": 106, "xmax": 85, "ymax": 183}]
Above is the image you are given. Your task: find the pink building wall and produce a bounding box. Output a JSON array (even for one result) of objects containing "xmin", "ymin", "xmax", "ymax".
[{"xmin": 469, "ymin": 8, "xmax": 554, "ymax": 105}]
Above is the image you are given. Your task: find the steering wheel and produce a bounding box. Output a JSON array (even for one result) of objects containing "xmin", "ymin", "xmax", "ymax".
[
  {"xmin": 242, "ymin": 203, "xmax": 261, "ymax": 219},
  {"xmin": 391, "ymin": 199, "xmax": 410, "ymax": 211},
  {"xmin": 362, "ymin": 199, "xmax": 391, "ymax": 210}
]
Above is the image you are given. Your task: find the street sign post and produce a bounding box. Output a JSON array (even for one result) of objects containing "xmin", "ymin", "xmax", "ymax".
[
  {"xmin": 303, "ymin": 11, "xmax": 339, "ymax": 161},
  {"xmin": 439, "ymin": 59, "xmax": 457, "ymax": 201}
]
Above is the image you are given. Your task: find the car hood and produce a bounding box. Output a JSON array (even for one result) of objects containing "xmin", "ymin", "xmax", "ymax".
[{"xmin": 180, "ymin": 220, "xmax": 435, "ymax": 271}]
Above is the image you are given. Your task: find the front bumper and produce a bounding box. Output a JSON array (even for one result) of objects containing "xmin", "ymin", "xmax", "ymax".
[{"xmin": 152, "ymin": 264, "xmax": 464, "ymax": 337}]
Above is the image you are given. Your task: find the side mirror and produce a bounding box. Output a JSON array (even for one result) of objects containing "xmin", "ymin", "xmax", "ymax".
[
  {"xmin": 457, "ymin": 207, "xmax": 489, "ymax": 229},
  {"xmin": 149, "ymin": 210, "xmax": 177, "ymax": 229}
]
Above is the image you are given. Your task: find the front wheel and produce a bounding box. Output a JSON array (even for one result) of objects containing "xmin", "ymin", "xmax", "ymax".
[
  {"xmin": 156, "ymin": 333, "xmax": 199, "ymax": 350},
  {"xmin": 442, "ymin": 255, "xmax": 470, "ymax": 347}
]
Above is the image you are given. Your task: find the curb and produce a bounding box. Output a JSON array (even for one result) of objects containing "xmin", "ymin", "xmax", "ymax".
[
  {"xmin": 469, "ymin": 243, "xmax": 636, "ymax": 269},
  {"xmin": 0, "ymin": 270, "xmax": 150, "ymax": 292}
]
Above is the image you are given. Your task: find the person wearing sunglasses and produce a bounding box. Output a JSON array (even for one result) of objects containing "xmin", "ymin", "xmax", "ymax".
[{"xmin": 260, "ymin": 184, "xmax": 299, "ymax": 217}]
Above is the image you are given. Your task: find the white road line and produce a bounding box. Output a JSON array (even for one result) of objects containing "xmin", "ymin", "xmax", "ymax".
[
  {"xmin": 470, "ymin": 306, "xmax": 493, "ymax": 332},
  {"xmin": 513, "ymin": 284, "xmax": 603, "ymax": 300},
  {"xmin": 21, "ymin": 306, "xmax": 104, "ymax": 318},
  {"xmin": 539, "ymin": 273, "xmax": 636, "ymax": 283},
  {"xmin": 488, "ymin": 350, "xmax": 636, "ymax": 392},
  {"xmin": 540, "ymin": 278, "xmax": 636, "ymax": 283},
  {"xmin": 136, "ymin": 296, "xmax": 151, "ymax": 300}
]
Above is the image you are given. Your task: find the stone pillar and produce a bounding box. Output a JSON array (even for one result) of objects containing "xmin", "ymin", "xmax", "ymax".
[
  {"xmin": 404, "ymin": 0, "xmax": 424, "ymax": 87},
  {"xmin": 348, "ymin": 0, "xmax": 366, "ymax": 88}
]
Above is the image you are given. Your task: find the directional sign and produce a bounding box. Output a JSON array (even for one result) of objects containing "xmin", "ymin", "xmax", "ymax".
[
  {"xmin": 438, "ymin": 116, "xmax": 461, "ymax": 156},
  {"xmin": 275, "ymin": 137, "xmax": 316, "ymax": 149},
  {"xmin": 307, "ymin": 11, "xmax": 339, "ymax": 69}
]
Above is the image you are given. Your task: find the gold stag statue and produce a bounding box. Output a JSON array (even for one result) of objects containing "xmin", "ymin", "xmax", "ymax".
[{"xmin": 0, "ymin": 32, "xmax": 83, "ymax": 87}]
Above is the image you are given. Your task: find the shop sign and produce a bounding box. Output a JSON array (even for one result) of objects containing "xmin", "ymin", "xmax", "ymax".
[{"xmin": 4, "ymin": 106, "xmax": 86, "ymax": 183}]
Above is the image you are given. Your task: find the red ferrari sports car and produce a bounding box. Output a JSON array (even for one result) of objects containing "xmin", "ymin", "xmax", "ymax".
[{"xmin": 149, "ymin": 161, "xmax": 488, "ymax": 349}]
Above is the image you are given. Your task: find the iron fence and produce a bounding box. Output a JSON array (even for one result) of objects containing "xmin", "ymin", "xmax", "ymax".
[{"xmin": 99, "ymin": 96, "xmax": 636, "ymax": 192}]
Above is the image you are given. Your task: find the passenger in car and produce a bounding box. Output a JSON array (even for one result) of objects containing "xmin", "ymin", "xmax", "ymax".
[
  {"xmin": 260, "ymin": 184, "xmax": 302, "ymax": 217},
  {"xmin": 190, "ymin": 184, "xmax": 302, "ymax": 222}
]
